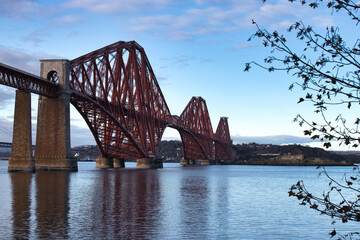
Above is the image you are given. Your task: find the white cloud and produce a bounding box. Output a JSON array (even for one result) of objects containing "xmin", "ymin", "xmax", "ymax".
[
  {"xmin": 259, "ymin": 2, "xmax": 296, "ymax": 17},
  {"xmin": 70, "ymin": 125, "xmax": 95, "ymax": 147},
  {"xmin": 0, "ymin": 87, "xmax": 15, "ymax": 110},
  {"xmin": 127, "ymin": 0, "xmax": 337, "ymax": 41},
  {"xmin": 195, "ymin": 0, "xmax": 259, "ymax": 12},
  {"xmin": 61, "ymin": 0, "xmax": 336, "ymax": 41},
  {"xmin": 64, "ymin": 0, "xmax": 172, "ymax": 14},
  {"xmin": 268, "ymin": 20, "xmax": 295, "ymax": 31},
  {"xmin": 0, "ymin": 46, "xmax": 59, "ymax": 74},
  {"xmin": 129, "ymin": 5, "xmax": 243, "ymax": 40},
  {"xmin": 232, "ymin": 134, "xmax": 317, "ymax": 145},
  {"xmin": 225, "ymin": 42, "xmax": 254, "ymax": 51},
  {"xmin": 61, "ymin": 0, "xmax": 258, "ymax": 40},
  {"xmin": 22, "ymin": 29, "xmax": 50, "ymax": 46},
  {"xmin": 311, "ymin": 15, "xmax": 334, "ymax": 28},
  {"xmin": 0, "ymin": 116, "xmax": 13, "ymax": 142},
  {"xmin": 0, "ymin": 48, "xmax": 39, "ymax": 74},
  {"xmin": 56, "ymin": 15, "xmax": 82, "ymax": 25},
  {"xmin": 242, "ymin": 0, "xmax": 336, "ymax": 30},
  {"xmin": 130, "ymin": 15, "xmax": 195, "ymax": 40},
  {"xmin": 0, "ymin": 0, "xmax": 48, "ymax": 18}
]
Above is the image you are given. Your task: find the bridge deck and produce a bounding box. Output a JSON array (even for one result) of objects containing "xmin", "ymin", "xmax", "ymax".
[{"xmin": 0, "ymin": 62, "xmax": 59, "ymax": 97}]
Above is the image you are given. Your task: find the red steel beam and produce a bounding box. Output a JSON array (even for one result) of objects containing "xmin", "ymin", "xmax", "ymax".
[
  {"xmin": 214, "ymin": 117, "xmax": 232, "ymax": 161},
  {"xmin": 0, "ymin": 41, "xmax": 233, "ymax": 162},
  {"xmin": 0, "ymin": 62, "xmax": 58, "ymax": 97},
  {"xmin": 69, "ymin": 41, "xmax": 170, "ymax": 159}
]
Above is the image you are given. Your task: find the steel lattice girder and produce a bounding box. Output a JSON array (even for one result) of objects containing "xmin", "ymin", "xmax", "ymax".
[
  {"xmin": 68, "ymin": 40, "xmax": 232, "ymax": 160},
  {"xmin": 0, "ymin": 62, "xmax": 59, "ymax": 97},
  {"xmin": 69, "ymin": 41, "xmax": 170, "ymax": 159},
  {"xmin": 0, "ymin": 41, "xmax": 233, "ymax": 161},
  {"xmin": 214, "ymin": 117, "xmax": 232, "ymax": 161},
  {"xmin": 179, "ymin": 97, "xmax": 214, "ymax": 160}
]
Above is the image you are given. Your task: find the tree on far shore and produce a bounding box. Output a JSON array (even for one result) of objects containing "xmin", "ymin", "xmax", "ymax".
[{"xmin": 245, "ymin": 0, "xmax": 360, "ymax": 238}]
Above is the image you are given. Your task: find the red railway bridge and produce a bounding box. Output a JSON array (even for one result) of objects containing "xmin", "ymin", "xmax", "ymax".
[{"xmin": 1, "ymin": 41, "xmax": 232, "ymax": 172}]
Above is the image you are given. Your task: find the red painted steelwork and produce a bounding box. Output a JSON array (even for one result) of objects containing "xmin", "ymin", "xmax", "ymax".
[
  {"xmin": 214, "ymin": 117, "xmax": 232, "ymax": 161},
  {"xmin": 69, "ymin": 41, "xmax": 170, "ymax": 159},
  {"xmin": 0, "ymin": 62, "xmax": 58, "ymax": 97},
  {"xmin": 0, "ymin": 41, "xmax": 233, "ymax": 162},
  {"xmin": 69, "ymin": 41, "xmax": 232, "ymax": 160},
  {"xmin": 179, "ymin": 97, "xmax": 214, "ymax": 160}
]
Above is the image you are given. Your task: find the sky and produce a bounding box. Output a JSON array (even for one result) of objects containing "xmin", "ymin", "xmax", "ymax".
[{"xmin": 0, "ymin": 0, "xmax": 357, "ymax": 150}]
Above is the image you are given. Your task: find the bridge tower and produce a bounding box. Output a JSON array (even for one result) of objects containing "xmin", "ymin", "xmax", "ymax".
[{"xmin": 34, "ymin": 60, "xmax": 77, "ymax": 171}]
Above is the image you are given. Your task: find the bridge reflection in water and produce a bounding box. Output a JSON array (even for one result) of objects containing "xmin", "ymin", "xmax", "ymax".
[
  {"xmin": 10, "ymin": 172, "xmax": 70, "ymax": 239},
  {"xmin": 10, "ymin": 173, "xmax": 32, "ymax": 239},
  {"xmin": 8, "ymin": 163, "xmax": 232, "ymax": 239},
  {"xmin": 6, "ymin": 162, "xmax": 360, "ymax": 239}
]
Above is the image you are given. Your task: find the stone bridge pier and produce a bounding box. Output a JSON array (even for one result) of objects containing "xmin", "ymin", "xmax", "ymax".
[
  {"xmin": 136, "ymin": 158, "xmax": 163, "ymax": 169},
  {"xmin": 8, "ymin": 90, "xmax": 35, "ymax": 172},
  {"xmin": 8, "ymin": 59, "xmax": 77, "ymax": 172}
]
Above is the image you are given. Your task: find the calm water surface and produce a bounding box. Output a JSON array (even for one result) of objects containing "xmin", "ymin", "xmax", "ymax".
[{"xmin": 0, "ymin": 161, "xmax": 358, "ymax": 239}]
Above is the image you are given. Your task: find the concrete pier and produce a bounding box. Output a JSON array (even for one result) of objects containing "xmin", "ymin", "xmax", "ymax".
[
  {"xmin": 34, "ymin": 60, "xmax": 77, "ymax": 171},
  {"xmin": 180, "ymin": 158, "xmax": 189, "ymax": 166},
  {"xmin": 8, "ymin": 90, "xmax": 35, "ymax": 172},
  {"xmin": 180, "ymin": 158, "xmax": 199, "ymax": 166},
  {"xmin": 113, "ymin": 158, "xmax": 125, "ymax": 168},
  {"xmin": 189, "ymin": 159, "xmax": 198, "ymax": 165},
  {"xmin": 96, "ymin": 157, "xmax": 114, "ymax": 168},
  {"xmin": 202, "ymin": 159, "xmax": 215, "ymax": 165},
  {"xmin": 153, "ymin": 159, "xmax": 163, "ymax": 168},
  {"xmin": 136, "ymin": 158, "xmax": 163, "ymax": 169}
]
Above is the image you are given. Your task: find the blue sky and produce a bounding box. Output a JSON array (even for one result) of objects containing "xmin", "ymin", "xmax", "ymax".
[{"xmin": 0, "ymin": 0, "xmax": 356, "ymax": 150}]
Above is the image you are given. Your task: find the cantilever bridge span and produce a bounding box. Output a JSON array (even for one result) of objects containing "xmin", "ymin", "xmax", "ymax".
[{"xmin": 1, "ymin": 41, "xmax": 232, "ymax": 172}]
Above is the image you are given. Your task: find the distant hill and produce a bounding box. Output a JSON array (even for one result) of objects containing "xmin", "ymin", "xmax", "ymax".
[
  {"xmin": 72, "ymin": 145, "xmax": 101, "ymax": 161},
  {"xmin": 232, "ymin": 143, "xmax": 358, "ymax": 166},
  {"xmin": 1, "ymin": 141, "xmax": 358, "ymax": 165},
  {"xmin": 71, "ymin": 140, "xmax": 359, "ymax": 165},
  {"xmin": 71, "ymin": 140, "xmax": 183, "ymax": 162},
  {"xmin": 157, "ymin": 140, "xmax": 183, "ymax": 162}
]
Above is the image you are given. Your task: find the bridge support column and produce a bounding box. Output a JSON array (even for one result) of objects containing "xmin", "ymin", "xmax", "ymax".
[
  {"xmin": 136, "ymin": 158, "xmax": 163, "ymax": 169},
  {"xmin": 187, "ymin": 159, "xmax": 198, "ymax": 165},
  {"xmin": 8, "ymin": 90, "xmax": 35, "ymax": 172},
  {"xmin": 180, "ymin": 158, "xmax": 199, "ymax": 166},
  {"xmin": 113, "ymin": 158, "xmax": 125, "ymax": 168},
  {"xmin": 215, "ymin": 159, "xmax": 231, "ymax": 165},
  {"xmin": 95, "ymin": 157, "xmax": 114, "ymax": 168},
  {"xmin": 180, "ymin": 158, "xmax": 189, "ymax": 166},
  {"xmin": 34, "ymin": 60, "xmax": 77, "ymax": 172},
  {"xmin": 202, "ymin": 159, "xmax": 215, "ymax": 165},
  {"xmin": 154, "ymin": 158, "xmax": 163, "ymax": 168}
]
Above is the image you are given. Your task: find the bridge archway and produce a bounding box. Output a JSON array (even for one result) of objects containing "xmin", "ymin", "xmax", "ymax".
[
  {"xmin": 47, "ymin": 71, "xmax": 59, "ymax": 84},
  {"xmin": 157, "ymin": 127, "xmax": 183, "ymax": 163}
]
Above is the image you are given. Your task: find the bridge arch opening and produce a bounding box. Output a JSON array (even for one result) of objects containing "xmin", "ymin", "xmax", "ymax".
[
  {"xmin": 158, "ymin": 127, "xmax": 183, "ymax": 165},
  {"xmin": 47, "ymin": 71, "xmax": 59, "ymax": 84}
]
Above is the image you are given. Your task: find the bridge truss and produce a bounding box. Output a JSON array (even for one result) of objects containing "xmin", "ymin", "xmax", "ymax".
[{"xmin": 0, "ymin": 41, "xmax": 233, "ymax": 162}]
